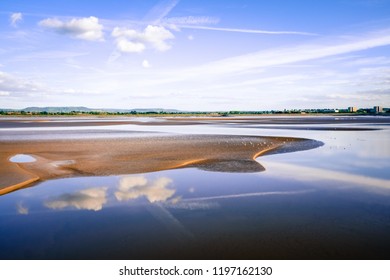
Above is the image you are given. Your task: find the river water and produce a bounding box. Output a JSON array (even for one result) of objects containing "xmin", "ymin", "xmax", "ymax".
[{"xmin": 0, "ymin": 116, "xmax": 389, "ymax": 259}]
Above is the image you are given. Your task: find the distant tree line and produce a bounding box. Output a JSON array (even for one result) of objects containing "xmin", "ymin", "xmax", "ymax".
[{"xmin": 0, "ymin": 108, "xmax": 388, "ymax": 116}]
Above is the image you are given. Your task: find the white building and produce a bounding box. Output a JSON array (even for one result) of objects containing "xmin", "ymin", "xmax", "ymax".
[{"xmin": 373, "ymin": 106, "xmax": 383, "ymax": 114}]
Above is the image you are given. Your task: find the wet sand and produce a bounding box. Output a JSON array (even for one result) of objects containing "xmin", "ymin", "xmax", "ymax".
[
  {"xmin": 1, "ymin": 115, "xmax": 389, "ymax": 128},
  {"xmin": 0, "ymin": 135, "xmax": 321, "ymax": 195}
]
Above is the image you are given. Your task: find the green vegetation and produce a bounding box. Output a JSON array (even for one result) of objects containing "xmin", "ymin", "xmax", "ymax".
[{"xmin": 0, "ymin": 107, "xmax": 388, "ymax": 117}]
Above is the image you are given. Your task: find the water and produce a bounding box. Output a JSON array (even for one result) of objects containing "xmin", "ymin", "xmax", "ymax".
[
  {"xmin": 9, "ymin": 154, "xmax": 36, "ymax": 163},
  {"xmin": 0, "ymin": 117, "xmax": 389, "ymax": 259}
]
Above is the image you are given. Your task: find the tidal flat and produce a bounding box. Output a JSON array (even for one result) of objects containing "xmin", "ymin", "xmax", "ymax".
[{"xmin": 0, "ymin": 116, "xmax": 389, "ymax": 259}]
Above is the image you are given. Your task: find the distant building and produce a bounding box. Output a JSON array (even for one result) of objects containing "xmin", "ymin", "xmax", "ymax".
[
  {"xmin": 373, "ymin": 106, "xmax": 383, "ymax": 114},
  {"xmin": 348, "ymin": 106, "xmax": 357, "ymax": 113}
]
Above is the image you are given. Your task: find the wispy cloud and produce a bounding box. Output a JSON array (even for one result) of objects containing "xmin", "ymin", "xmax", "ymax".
[
  {"xmin": 10, "ymin": 50, "xmax": 88, "ymax": 62},
  {"xmin": 10, "ymin": 12, "xmax": 22, "ymax": 27},
  {"xmin": 99, "ymin": 27, "xmax": 390, "ymax": 109},
  {"xmin": 162, "ymin": 16, "xmax": 219, "ymax": 26},
  {"xmin": 178, "ymin": 25, "xmax": 317, "ymax": 36},
  {"xmin": 161, "ymin": 16, "xmax": 313, "ymax": 37},
  {"xmin": 39, "ymin": 16, "xmax": 104, "ymax": 41},
  {"xmin": 178, "ymin": 29, "xmax": 390, "ymax": 80},
  {"xmin": 344, "ymin": 56, "xmax": 390, "ymax": 66},
  {"xmin": 117, "ymin": 29, "xmax": 390, "ymax": 90},
  {"xmin": 143, "ymin": 0, "xmax": 180, "ymax": 24},
  {"xmin": 0, "ymin": 71, "xmax": 47, "ymax": 96}
]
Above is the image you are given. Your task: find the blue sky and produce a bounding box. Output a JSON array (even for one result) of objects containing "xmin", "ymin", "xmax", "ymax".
[{"xmin": 1, "ymin": 0, "xmax": 390, "ymax": 110}]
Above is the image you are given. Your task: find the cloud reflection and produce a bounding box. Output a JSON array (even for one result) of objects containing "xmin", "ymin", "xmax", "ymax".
[
  {"xmin": 264, "ymin": 162, "xmax": 390, "ymax": 193},
  {"xmin": 115, "ymin": 176, "xmax": 174, "ymax": 203},
  {"xmin": 16, "ymin": 202, "xmax": 29, "ymax": 215},
  {"xmin": 165, "ymin": 201, "xmax": 219, "ymax": 210},
  {"xmin": 180, "ymin": 190, "xmax": 313, "ymax": 203},
  {"xmin": 44, "ymin": 187, "xmax": 107, "ymax": 211}
]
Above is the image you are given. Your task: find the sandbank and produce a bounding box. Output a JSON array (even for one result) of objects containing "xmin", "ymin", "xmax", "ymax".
[{"xmin": 0, "ymin": 135, "xmax": 322, "ymax": 195}]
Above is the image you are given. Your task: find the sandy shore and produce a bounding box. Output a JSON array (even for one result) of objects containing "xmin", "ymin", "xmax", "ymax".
[{"xmin": 0, "ymin": 135, "xmax": 321, "ymax": 195}]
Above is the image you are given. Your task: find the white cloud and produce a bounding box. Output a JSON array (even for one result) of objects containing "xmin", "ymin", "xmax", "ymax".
[
  {"xmin": 143, "ymin": 25, "xmax": 174, "ymax": 51},
  {"xmin": 10, "ymin": 12, "xmax": 23, "ymax": 27},
  {"xmin": 116, "ymin": 38, "xmax": 145, "ymax": 53},
  {"xmin": 115, "ymin": 176, "xmax": 175, "ymax": 203},
  {"xmin": 39, "ymin": 16, "xmax": 104, "ymax": 41},
  {"xmin": 142, "ymin": 59, "xmax": 151, "ymax": 68},
  {"xmin": 44, "ymin": 187, "xmax": 107, "ymax": 211},
  {"xmin": 0, "ymin": 91, "xmax": 10, "ymax": 96},
  {"xmin": 187, "ymin": 35, "xmax": 194, "ymax": 40},
  {"xmin": 112, "ymin": 25, "xmax": 174, "ymax": 53}
]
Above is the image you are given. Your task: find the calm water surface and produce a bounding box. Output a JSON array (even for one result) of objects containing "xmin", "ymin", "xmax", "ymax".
[{"xmin": 0, "ymin": 118, "xmax": 389, "ymax": 259}]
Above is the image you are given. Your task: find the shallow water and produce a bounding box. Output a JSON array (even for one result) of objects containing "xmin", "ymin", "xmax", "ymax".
[
  {"xmin": 9, "ymin": 154, "xmax": 36, "ymax": 163},
  {"xmin": 0, "ymin": 117, "xmax": 389, "ymax": 259}
]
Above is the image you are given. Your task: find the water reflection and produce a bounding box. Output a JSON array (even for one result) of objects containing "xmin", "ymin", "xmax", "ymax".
[
  {"xmin": 33, "ymin": 173, "xmax": 317, "ymax": 213},
  {"xmin": 1, "ymin": 166, "xmax": 390, "ymax": 259},
  {"xmin": 44, "ymin": 187, "xmax": 107, "ymax": 211},
  {"xmin": 16, "ymin": 202, "xmax": 29, "ymax": 215},
  {"xmin": 182, "ymin": 189, "xmax": 314, "ymax": 201},
  {"xmin": 146, "ymin": 204, "xmax": 195, "ymax": 242},
  {"xmin": 1, "ymin": 117, "xmax": 390, "ymax": 259},
  {"xmin": 115, "ymin": 176, "xmax": 175, "ymax": 203},
  {"xmin": 194, "ymin": 159, "xmax": 265, "ymax": 173},
  {"xmin": 262, "ymin": 162, "xmax": 390, "ymax": 194},
  {"xmin": 115, "ymin": 175, "xmax": 195, "ymax": 242},
  {"xmin": 165, "ymin": 201, "xmax": 219, "ymax": 210}
]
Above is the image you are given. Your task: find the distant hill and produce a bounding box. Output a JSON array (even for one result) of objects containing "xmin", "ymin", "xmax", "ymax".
[
  {"xmin": 128, "ymin": 108, "xmax": 181, "ymax": 113},
  {"xmin": 23, "ymin": 107, "xmax": 92, "ymax": 113}
]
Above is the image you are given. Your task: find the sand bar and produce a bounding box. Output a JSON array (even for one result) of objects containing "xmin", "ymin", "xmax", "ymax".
[{"xmin": 0, "ymin": 135, "xmax": 322, "ymax": 195}]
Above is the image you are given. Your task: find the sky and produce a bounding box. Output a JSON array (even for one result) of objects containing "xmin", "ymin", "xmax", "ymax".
[{"xmin": 1, "ymin": 0, "xmax": 390, "ymax": 110}]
